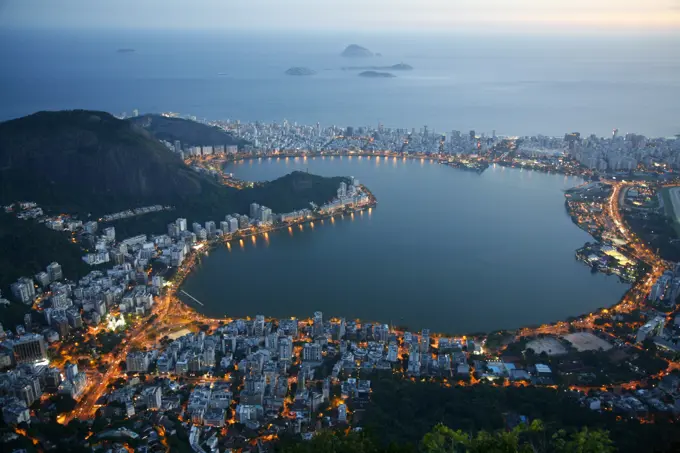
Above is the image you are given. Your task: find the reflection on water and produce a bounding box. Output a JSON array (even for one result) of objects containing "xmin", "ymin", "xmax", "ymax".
[{"xmin": 184, "ymin": 158, "xmax": 626, "ymax": 333}]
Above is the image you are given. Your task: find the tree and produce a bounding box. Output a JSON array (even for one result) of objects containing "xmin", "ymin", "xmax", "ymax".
[
  {"xmin": 552, "ymin": 427, "xmax": 615, "ymax": 453},
  {"xmin": 420, "ymin": 421, "xmax": 614, "ymax": 453}
]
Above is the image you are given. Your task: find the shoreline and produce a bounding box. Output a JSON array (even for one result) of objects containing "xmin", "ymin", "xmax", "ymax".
[
  {"xmin": 172, "ymin": 160, "xmax": 634, "ymax": 338},
  {"xmin": 212, "ymin": 150, "xmax": 590, "ymax": 179}
]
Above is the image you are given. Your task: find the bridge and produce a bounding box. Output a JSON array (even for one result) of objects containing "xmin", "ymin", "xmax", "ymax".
[{"xmin": 179, "ymin": 289, "xmax": 205, "ymax": 306}]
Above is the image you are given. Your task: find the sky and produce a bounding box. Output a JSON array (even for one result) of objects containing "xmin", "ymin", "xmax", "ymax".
[{"xmin": 1, "ymin": 0, "xmax": 679, "ymax": 32}]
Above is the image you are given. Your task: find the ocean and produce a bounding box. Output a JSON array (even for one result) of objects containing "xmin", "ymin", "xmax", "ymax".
[{"xmin": 1, "ymin": 29, "xmax": 679, "ymax": 137}]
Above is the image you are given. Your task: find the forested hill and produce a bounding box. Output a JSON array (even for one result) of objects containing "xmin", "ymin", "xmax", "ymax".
[
  {"xmin": 127, "ymin": 114, "xmax": 248, "ymax": 148},
  {"xmin": 0, "ymin": 110, "xmax": 231, "ymax": 216},
  {"xmin": 0, "ymin": 110, "xmax": 341, "ymax": 221}
]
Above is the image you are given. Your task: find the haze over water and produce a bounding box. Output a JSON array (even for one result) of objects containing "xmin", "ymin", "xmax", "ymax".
[
  {"xmin": 181, "ymin": 158, "xmax": 627, "ymax": 333},
  {"xmin": 1, "ymin": 30, "xmax": 679, "ymax": 137}
]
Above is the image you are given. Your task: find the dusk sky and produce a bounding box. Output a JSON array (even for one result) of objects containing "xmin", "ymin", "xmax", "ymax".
[{"xmin": 1, "ymin": 0, "xmax": 679, "ymax": 32}]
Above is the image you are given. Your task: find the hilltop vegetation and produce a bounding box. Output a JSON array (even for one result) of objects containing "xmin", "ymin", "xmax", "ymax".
[
  {"xmin": 127, "ymin": 114, "xmax": 248, "ymax": 148},
  {"xmin": 356, "ymin": 374, "xmax": 680, "ymax": 453},
  {"xmin": 0, "ymin": 111, "xmax": 344, "ymax": 222},
  {"xmin": 0, "ymin": 110, "xmax": 227, "ymax": 216}
]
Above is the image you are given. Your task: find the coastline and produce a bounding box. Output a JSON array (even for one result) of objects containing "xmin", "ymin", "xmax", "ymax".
[{"xmin": 174, "ymin": 159, "xmax": 634, "ymax": 338}]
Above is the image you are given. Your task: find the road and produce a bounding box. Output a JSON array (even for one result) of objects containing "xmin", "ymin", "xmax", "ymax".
[{"xmin": 60, "ymin": 178, "xmax": 674, "ymax": 425}]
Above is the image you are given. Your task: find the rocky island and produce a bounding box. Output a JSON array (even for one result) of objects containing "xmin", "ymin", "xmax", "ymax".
[
  {"xmin": 358, "ymin": 70, "xmax": 396, "ymax": 78},
  {"xmin": 341, "ymin": 44, "xmax": 374, "ymax": 57},
  {"xmin": 284, "ymin": 67, "xmax": 316, "ymax": 76},
  {"xmin": 343, "ymin": 63, "xmax": 413, "ymax": 71}
]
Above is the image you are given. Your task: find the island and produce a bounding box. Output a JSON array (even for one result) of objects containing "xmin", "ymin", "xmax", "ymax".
[
  {"xmin": 116, "ymin": 48, "xmax": 135, "ymax": 53},
  {"xmin": 341, "ymin": 44, "xmax": 373, "ymax": 57},
  {"xmin": 284, "ymin": 67, "xmax": 316, "ymax": 76},
  {"xmin": 342, "ymin": 63, "xmax": 413, "ymax": 71},
  {"xmin": 358, "ymin": 70, "xmax": 396, "ymax": 78}
]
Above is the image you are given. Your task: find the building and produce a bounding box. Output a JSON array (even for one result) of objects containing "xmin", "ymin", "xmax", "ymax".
[
  {"xmin": 250, "ymin": 203, "xmax": 260, "ymax": 219},
  {"xmin": 420, "ymin": 328, "xmax": 430, "ymax": 353},
  {"xmin": 312, "ymin": 311, "xmax": 323, "ymax": 337},
  {"xmin": 46, "ymin": 262, "xmax": 63, "ymax": 282},
  {"xmin": 103, "ymin": 227, "xmax": 116, "ymax": 243},
  {"xmin": 2, "ymin": 398, "xmax": 30, "ymax": 425},
  {"xmin": 303, "ymin": 343, "xmax": 322, "ymax": 362},
  {"xmin": 65, "ymin": 363, "xmax": 78, "ymax": 381},
  {"xmin": 278, "ymin": 337, "xmax": 293, "ymax": 361},
  {"xmin": 338, "ymin": 403, "xmax": 347, "ymax": 422},
  {"xmin": 227, "ymin": 216, "xmax": 239, "ymax": 233},
  {"xmin": 11, "ymin": 277, "xmax": 35, "ymax": 304},
  {"xmin": 12, "ymin": 334, "xmax": 47, "ymax": 364},
  {"xmin": 35, "ymin": 271, "xmax": 51, "ymax": 288},
  {"xmin": 126, "ymin": 351, "xmax": 154, "ymax": 372},
  {"xmin": 254, "ymin": 315, "xmax": 265, "ymax": 337},
  {"xmin": 636, "ymin": 316, "xmax": 666, "ymax": 343},
  {"xmin": 258, "ymin": 206, "xmax": 272, "ymax": 224},
  {"xmin": 143, "ymin": 386, "xmax": 162, "ymax": 409}
]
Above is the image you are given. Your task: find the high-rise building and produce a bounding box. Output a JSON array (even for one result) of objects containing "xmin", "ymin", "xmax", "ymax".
[
  {"xmin": 338, "ymin": 182, "xmax": 347, "ymax": 198},
  {"xmin": 227, "ymin": 217, "xmax": 239, "ymax": 233},
  {"xmin": 250, "ymin": 203, "xmax": 261, "ymax": 219},
  {"xmin": 47, "ymin": 262, "xmax": 63, "ymax": 282},
  {"xmin": 111, "ymin": 250, "xmax": 125, "ymax": 265},
  {"xmin": 174, "ymin": 140, "xmax": 182, "ymax": 153},
  {"xmin": 238, "ymin": 215, "xmax": 249, "ymax": 229},
  {"xmin": 176, "ymin": 218, "xmax": 187, "ymax": 232},
  {"xmin": 334, "ymin": 318, "xmax": 346, "ymax": 341},
  {"xmin": 312, "ymin": 311, "xmax": 323, "ymax": 337},
  {"xmin": 258, "ymin": 206, "xmax": 272, "ymax": 223},
  {"xmin": 103, "ymin": 227, "xmax": 116, "ymax": 243},
  {"xmin": 143, "ymin": 386, "xmax": 162, "ymax": 410},
  {"xmin": 420, "ymin": 328, "xmax": 430, "ymax": 353},
  {"xmin": 11, "ymin": 278, "xmax": 35, "ymax": 304},
  {"xmin": 65, "ymin": 362, "xmax": 79, "ymax": 381},
  {"xmin": 167, "ymin": 222, "xmax": 179, "ymax": 238},
  {"xmin": 278, "ymin": 336, "xmax": 293, "ymax": 361},
  {"xmin": 35, "ymin": 272, "xmax": 51, "ymax": 288},
  {"xmin": 12, "ymin": 334, "xmax": 47, "ymax": 364},
  {"xmin": 126, "ymin": 351, "xmax": 151, "ymax": 372},
  {"xmin": 303, "ymin": 343, "xmax": 322, "ymax": 362},
  {"xmin": 205, "ymin": 221, "xmax": 216, "ymax": 236},
  {"xmin": 254, "ymin": 315, "xmax": 265, "ymax": 337}
]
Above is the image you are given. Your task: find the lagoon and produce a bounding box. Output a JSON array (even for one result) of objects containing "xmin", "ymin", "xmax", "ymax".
[{"xmin": 181, "ymin": 157, "xmax": 627, "ymax": 333}]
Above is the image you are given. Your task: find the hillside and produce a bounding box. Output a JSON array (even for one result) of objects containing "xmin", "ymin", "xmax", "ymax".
[
  {"xmin": 0, "ymin": 111, "xmax": 345, "ymax": 223},
  {"xmin": 110, "ymin": 171, "xmax": 349, "ymax": 238},
  {"xmin": 0, "ymin": 110, "xmax": 349, "ymax": 300},
  {"xmin": 0, "ymin": 110, "xmax": 235, "ymax": 216},
  {"xmin": 127, "ymin": 114, "xmax": 248, "ymax": 148}
]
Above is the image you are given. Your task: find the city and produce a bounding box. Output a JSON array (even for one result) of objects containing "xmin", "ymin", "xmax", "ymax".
[{"xmin": 2, "ymin": 110, "xmax": 680, "ymax": 451}]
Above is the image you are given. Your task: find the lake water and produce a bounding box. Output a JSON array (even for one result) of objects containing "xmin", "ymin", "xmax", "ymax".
[
  {"xmin": 181, "ymin": 158, "xmax": 627, "ymax": 333},
  {"xmin": 1, "ymin": 30, "xmax": 679, "ymax": 137}
]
